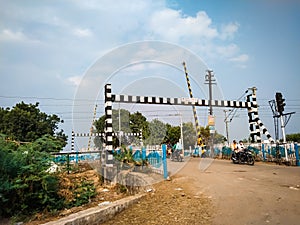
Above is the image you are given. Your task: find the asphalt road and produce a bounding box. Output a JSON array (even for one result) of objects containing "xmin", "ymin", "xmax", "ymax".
[{"xmin": 179, "ymin": 158, "xmax": 300, "ymax": 225}]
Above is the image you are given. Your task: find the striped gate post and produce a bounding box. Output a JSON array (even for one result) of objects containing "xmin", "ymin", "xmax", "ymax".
[
  {"xmin": 71, "ymin": 130, "xmax": 75, "ymax": 151},
  {"xmin": 105, "ymin": 84, "xmax": 114, "ymax": 166},
  {"xmin": 247, "ymin": 94, "xmax": 257, "ymax": 143},
  {"xmin": 251, "ymin": 88, "xmax": 261, "ymax": 143},
  {"xmin": 182, "ymin": 61, "xmax": 203, "ymax": 145},
  {"xmin": 247, "ymin": 89, "xmax": 274, "ymax": 144},
  {"xmin": 139, "ymin": 129, "xmax": 143, "ymax": 147}
]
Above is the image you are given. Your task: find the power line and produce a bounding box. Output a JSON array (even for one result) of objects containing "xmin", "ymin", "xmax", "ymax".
[{"xmin": 0, "ymin": 95, "xmax": 104, "ymax": 102}]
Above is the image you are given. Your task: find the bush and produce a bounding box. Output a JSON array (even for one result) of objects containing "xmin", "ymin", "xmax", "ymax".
[
  {"xmin": 0, "ymin": 134, "xmax": 99, "ymax": 221},
  {"xmin": 0, "ymin": 135, "xmax": 64, "ymax": 218}
]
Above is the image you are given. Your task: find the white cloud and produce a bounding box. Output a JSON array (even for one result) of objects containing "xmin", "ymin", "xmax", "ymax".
[
  {"xmin": 73, "ymin": 28, "xmax": 93, "ymax": 38},
  {"xmin": 0, "ymin": 29, "xmax": 30, "ymax": 42},
  {"xmin": 216, "ymin": 44, "xmax": 240, "ymax": 58},
  {"xmin": 67, "ymin": 76, "xmax": 82, "ymax": 86},
  {"xmin": 229, "ymin": 54, "xmax": 249, "ymax": 63},
  {"xmin": 0, "ymin": 0, "xmax": 249, "ymax": 96},
  {"xmin": 148, "ymin": 9, "xmax": 218, "ymax": 42},
  {"xmin": 220, "ymin": 22, "xmax": 239, "ymax": 40}
]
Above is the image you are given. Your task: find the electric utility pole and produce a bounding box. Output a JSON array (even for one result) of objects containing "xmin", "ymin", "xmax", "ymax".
[
  {"xmin": 224, "ymin": 110, "xmax": 231, "ymax": 146},
  {"xmin": 205, "ymin": 70, "xmax": 216, "ymax": 116},
  {"xmin": 205, "ymin": 70, "xmax": 216, "ymax": 157}
]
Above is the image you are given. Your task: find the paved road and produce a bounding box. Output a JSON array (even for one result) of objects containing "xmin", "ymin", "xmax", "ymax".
[{"xmin": 177, "ymin": 158, "xmax": 300, "ymax": 225}]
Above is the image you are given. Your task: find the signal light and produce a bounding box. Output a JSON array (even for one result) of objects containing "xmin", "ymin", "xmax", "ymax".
[{"xmin": 275, "ymin": 92, "xmax": 286, "ymax": 115}]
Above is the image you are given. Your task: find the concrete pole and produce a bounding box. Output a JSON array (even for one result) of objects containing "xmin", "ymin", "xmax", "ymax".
[
  {"xmin": 224, "ymin": 110, "xmax": 230, "ymax": 146},
  {"xmin": 280, "ymin": 114, "xmax": 288, "ymax": 162}
]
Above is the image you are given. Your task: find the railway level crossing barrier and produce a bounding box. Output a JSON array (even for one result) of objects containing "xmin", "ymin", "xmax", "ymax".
[{"xmin": 104, "ymin": 83, "xmax": 274, "ymax": 159}]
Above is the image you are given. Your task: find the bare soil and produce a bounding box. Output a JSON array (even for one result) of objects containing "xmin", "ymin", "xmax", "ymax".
[
  {"xmin": 101, "ymin": 175, "xmax": 213, "ymax": 225},
  {"xmin": 5, "ymin": 158, "xmax": 300, "ymax": 225},
  {"xmin": 25, "ymin": 160, "xmax": 213, "ymax": 225},
  {"xmin": 101, "ymin": 157, "xmax": 300, "ymax": 225}
]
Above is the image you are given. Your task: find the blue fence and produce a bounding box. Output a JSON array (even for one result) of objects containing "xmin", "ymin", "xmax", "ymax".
[
  {"xmin": 53, "ymin": 152, "xmax": 100, "ymax": 164},
  {"xmin": 53, "ymin": 143, "xmax": 299, "ymax": 167},
  {"xmin": 214, "ymin": 142, "xmax": 299, "ymax": 166},
  {"xmin": 54, "ymin": 148, "xmax": 164, "ymax": 169}
]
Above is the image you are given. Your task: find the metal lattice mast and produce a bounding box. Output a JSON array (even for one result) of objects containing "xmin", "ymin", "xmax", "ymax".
[{"xmin": 182, "ymin": 62, "xmax": 203, "ymax": 146}]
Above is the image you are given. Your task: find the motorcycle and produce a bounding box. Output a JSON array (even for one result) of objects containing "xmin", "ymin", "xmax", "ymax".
[
  {"xmin": 171, "ymin": 149, "xmax": 183, "ymax": 162},
  {"xmin": 231, "ymin": 148, "xmax": 254, "ymax": 165}
]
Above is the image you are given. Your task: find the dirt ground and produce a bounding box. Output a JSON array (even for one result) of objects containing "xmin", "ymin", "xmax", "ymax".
[
  {"xmin": 101, "ymin": 157, "xmax": 300, "ymax": 225},
  {"xmin": 102, "ymin": 174, "xmax": 213, "ymax": 225},
  {"xmin": 23, "ymin": 159, "xmax": 213, "ymax": 225},
  {"xmin": 4, "ymin": 158, "xmax": 300, "ymax": 225}
]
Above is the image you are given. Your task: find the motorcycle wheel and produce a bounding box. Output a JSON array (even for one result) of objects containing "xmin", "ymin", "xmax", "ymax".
[
  {"xmin": 248, "ymin": 155, "xmax": 255, "ymax": 166},
  {"xmin": 176, "ymin": 154, "xmax": 182, "ymax": 162},
  {"xmin": 231, "ymin": 154, "xmax": 238, "ymax": 164},
  {"xmin": 232, "ymin": 159, "xmax": 239, "ymax": 164}
]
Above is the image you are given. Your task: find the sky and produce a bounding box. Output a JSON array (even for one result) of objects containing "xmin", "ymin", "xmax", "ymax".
[{"xmin": 1, "ymin": 0, "xmax": 299, "ymax": 149}]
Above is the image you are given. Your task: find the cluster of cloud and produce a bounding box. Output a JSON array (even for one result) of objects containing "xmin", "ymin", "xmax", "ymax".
[{"xmin": 0, "ymin": 0, "xmax": 248, "ymax": 90}]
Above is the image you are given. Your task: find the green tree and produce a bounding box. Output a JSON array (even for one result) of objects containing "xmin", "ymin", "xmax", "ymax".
[
  {"xmin": 182, "ymin": 122, "xmax": 197, "ymax": 148},
  {"xmin": 286, "ymin": 133, "xmax": 300, "ymax": 142},
  {"xmin": 130, "ymin": 111, "xmax": 149, "ymax": 134},
  {"xmin": 145, "ymin": 119, "xmax": 167, "ymax": 145},
  {"xmin": 213, "ymin": 132, "xmax": 226, "ymax": 144},
  {"xmin": 129, "ymin": 111, "xmax": 149, "ymax": 145},
  {"xmin": 113, "ymin": 109, "xmax": 131, "ymax": 133},
  {"xmin": 165, "ymin": 125, "xmax": 180, "ymax": 146},
  {"xmin": 200, "ymin": 126, "xmax": 210, "ymax": 145},
  {"xmin": 94, "ymin": 110, "xmax": 149, "ymax": 148},
  {"xmin": 0, "ymin": 102, "xmax": 67, "ymax": 148}
]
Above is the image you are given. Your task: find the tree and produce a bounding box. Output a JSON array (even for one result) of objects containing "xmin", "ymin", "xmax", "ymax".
[
  {"xmin": 200, "ymin": 126, "xmax": 210, "ymax": 145},
  {"xmin": 130, "ymin": 111, "xmax": 148, "ymax": 135},
  {"xmin": 113, "ymin": 109, "xmax": 131, "ymax": 133},
  {"xmin": 0, "ymin": 102, "xmax": 67, "ymax": 148},
  {"xmin": 145, "ymin": 119, "xmax": 167, "ymax": 145},
  {"xmin": 129, "ymin": 111, "xmax": 149, "ymax": 145},
  {"xmin": 213, "ymin": 132, "xmax": 226, "ymax": 144},
  {"xmin": 286, "ymin": 133, "xmax": 300, "ymax": 142},
  {"xmin": 94, "ymin": 110, "xmax": 149, "ymax": 148},
  {"xmin": 182, "ymin": 122, "xmax": 197, "ymax": 148},
  {"xmin": 165, "ymin": 124, "xmax": 180, "ymax": 146}
]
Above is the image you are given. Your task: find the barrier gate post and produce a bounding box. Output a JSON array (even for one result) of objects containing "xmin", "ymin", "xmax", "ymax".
[
  {"xmin": 295, "ymin": 143, "xmax": 299, "ymax": 166},
  {"xmin": 162, "ymin": 144, "xmax": 168, "ymax": 179}
]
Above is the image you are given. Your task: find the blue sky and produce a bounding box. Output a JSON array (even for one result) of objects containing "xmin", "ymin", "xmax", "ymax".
[{"xmin": 1, "ymin": 0, "xmax": 299, "ymax": 148}]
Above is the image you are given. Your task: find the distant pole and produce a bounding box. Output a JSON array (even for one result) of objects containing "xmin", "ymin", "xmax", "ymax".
[
  {"xmin": 279, "ymin": 114, "xmax": 288, "ymax": 162},
  {"xmin": 180, "ymin": 113, "xmax": 184, "ymax": 153},
  {"xmin": 119, "ymin": 103, "xmax": 121, "ymax": 146},
  {"xmin": 224, "ymin": 110, "xmax": 231, "ymax": 146},
  {"xmin": 205, "ymin": 70, "xmax": 216, "ymax": 157},
  {"xmin": 205, "ymin": 70, "xmax": 216, "ymax": 116}
]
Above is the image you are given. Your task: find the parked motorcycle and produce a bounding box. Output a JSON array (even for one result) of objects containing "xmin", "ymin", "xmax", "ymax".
[{"xmin": 231, "ymin": 148, "xmax": 254, "ymax": 165}]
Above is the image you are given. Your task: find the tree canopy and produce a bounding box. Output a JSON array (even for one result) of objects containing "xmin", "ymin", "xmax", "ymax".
[
  {"xmin": 286, "ymin": 133, "xmax": 300, "ymax": 143},
  {"xmin": 94, "ymin": 109, "xmax": 225, "ymax": 148},
  {"xmin": 0, "ymin": 102, "xmax": 67, "ymax": 148}
]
